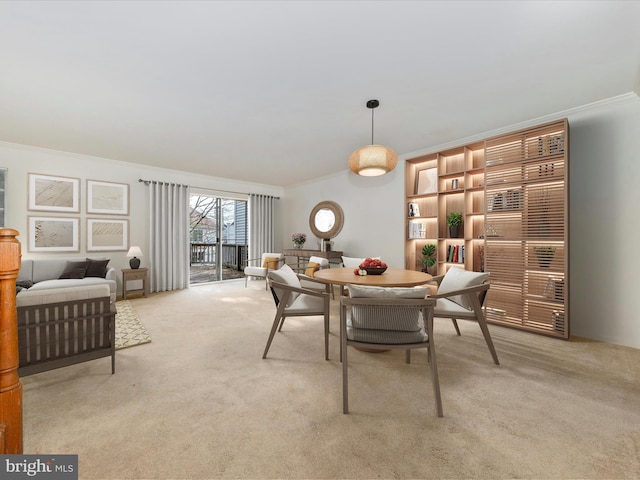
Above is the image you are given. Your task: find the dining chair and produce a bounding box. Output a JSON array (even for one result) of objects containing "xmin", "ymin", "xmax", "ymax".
[
  {"xmin": 429, "ymin": 267, "xmax": 499, "ymax": 365},
  {"xmin": 297, "ymin": 256, "xmax": 333, "ymax": 299},
  {"xmin": 263, "ymin": 264, "xmax": 331, "ymax": 360},
  {"xmin": 244, "ymin": 252, "xmax": 285, "ymax": 289},
  {"xmin": 340, "ymin": 284, "xmax": 443, "ymax": 417}
]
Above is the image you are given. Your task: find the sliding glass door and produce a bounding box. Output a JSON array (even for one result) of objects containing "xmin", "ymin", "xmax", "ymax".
[{"xmin": 189, "ymin": 194, "xmax": 247, "ymax": 284}]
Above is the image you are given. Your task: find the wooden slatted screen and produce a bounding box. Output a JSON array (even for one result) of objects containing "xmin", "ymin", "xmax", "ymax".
[{"xmin": 484, "ymin": 119, "xmax": 569, "ymax": 338}]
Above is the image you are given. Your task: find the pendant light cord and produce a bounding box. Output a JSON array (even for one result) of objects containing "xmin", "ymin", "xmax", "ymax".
[{"xmin": 371, "ymin": 108, "xmax": 375, "ymax": 145}]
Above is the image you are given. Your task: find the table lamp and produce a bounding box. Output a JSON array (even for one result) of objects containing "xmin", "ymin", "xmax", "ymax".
[{"xmin": 127, "ymin": 246, "xmax": 143, "ymax": 269}]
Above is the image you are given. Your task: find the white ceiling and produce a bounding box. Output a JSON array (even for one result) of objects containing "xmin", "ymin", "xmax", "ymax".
[{"xmin": 1, "ymin": 1, "xmax": 639, "ymax": 186}]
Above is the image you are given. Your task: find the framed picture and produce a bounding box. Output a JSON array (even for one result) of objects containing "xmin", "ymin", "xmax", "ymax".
[
  {"xmin": 87, "ymin": 179, "xmax": 129, "ymax": 215},
  {"xmin": 414, "ymin": 167, "xmax": 437, "ymax": 195},
  {"xmin": 28, "ymin": 173, "xmax": 80, "ymax": 213},
  {"xmin": 87, "ymin": 218, "xmax": 129, "ymax": 251},
  {"xmin": 28, "ymin": 216, "xmax": 80, "ymax": 252}
]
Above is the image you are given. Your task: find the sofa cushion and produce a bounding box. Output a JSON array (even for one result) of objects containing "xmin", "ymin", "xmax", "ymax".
[
  {"xmin": 59, "ymin": 260, "xmax": 90, "ymax": 279},
  {"xmin": 305, "ymin": 261, "xmax": 320, "ymax": 277},
  {"xmin": 17, "ymin": 284, "xmax": 111, "ymax": 308},
  {"xmin": 85, "ymin": 258, "xmax": 110, "ymax": 278},
  {"xmin": 17, "ymin": 260, "xmax": 34, "ymax": 283}
]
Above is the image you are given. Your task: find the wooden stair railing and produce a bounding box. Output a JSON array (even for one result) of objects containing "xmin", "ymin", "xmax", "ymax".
[{"xmin": 0, "ymin": 228, "xmax": 23, "ymax": 453}]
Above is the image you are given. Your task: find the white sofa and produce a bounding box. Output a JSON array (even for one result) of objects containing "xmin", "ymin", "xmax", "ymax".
[
  {"xmin": 17, "ymin": 257, "xmax": 117, "ymax": 304},
  {"xmin": 15, "ymin": 257, "xmax": 118, "ymax": 376}
]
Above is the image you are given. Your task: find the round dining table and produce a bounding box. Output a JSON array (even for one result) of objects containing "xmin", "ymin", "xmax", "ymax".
[{"xmin": 314, "ymin": 267, "xmax": 432, "ymax": 289}]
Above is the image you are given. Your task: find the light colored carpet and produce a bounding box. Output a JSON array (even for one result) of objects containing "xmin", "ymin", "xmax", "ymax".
[
  {"xmin": 20, "ymin": 280, "xmax": 640, "ymax": 479},
  {"xmin": 115, "ymin": 300, "xmax": 151, "ymax": 350}
]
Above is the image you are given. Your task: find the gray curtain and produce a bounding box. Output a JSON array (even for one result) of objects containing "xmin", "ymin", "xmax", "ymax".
[
  {"xmin": 149, "ymin": 181, "xmax": 190, "ymax": 292},
  {"xmin": 248, "ymin": 194, "xmax": 277, "ymax": 261}
]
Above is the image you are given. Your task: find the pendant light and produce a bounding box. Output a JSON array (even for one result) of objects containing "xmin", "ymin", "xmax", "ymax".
[{"xmin": 348, "ymin": 99, "xmax": 398, "ymax": 176}]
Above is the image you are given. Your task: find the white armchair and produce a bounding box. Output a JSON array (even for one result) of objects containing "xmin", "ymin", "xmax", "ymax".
[
  {"xmin": 263, "ymin": 264, "xmax": 331, "ymax": 360},
  {"xmin": 430, "ymin": 267, "xmax": 499, "ymax": 365},
  {"xmin": 244, "ymin": 252, "xmax": 285, "ymax": 289}
]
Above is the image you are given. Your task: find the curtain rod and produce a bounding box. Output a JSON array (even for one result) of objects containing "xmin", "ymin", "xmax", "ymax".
[{"xmin": 138, "ymin": 178, "xmax": 280, "ymax": 199}]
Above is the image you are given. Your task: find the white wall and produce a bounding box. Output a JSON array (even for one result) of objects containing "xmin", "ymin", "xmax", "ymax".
[
  {"xmin": 2, "ymin": 94, "xmax": 638, "ymax": 348},
  {"xmin": 283, "ymin": 95, "xmax": 640, "ymax": 350},
  {"xmin": 0, "ymin": 143, "xmax": 283, "ymax": 294},
  {"xmin": 282, "ymin": 169, "xmax": 405, "ymax": 267}
]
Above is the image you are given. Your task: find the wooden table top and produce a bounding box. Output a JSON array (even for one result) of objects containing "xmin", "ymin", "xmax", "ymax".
[{"xmin": 314, "ymin": 267, "xmax": 432, "ymax": 288}]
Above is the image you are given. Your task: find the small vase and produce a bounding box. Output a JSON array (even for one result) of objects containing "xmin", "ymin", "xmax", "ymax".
[{"xmin": 293, "ymin": 243, "xmax": 304, "ymax": 249}]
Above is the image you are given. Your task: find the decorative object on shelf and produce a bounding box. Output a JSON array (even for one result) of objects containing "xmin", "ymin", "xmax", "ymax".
[
  {"xmin": 354, "ymin": 258, "xmax": 387, "ymax": 276},
  {"xmin": 408, "ymin": 220, "xmax": 426, "ymax": 239},
  {"xmin": 348, "ymin": 99, "xmax": 397, "ymax": 176},
  {"xmin": 408, "ymin": 202, "xmax": 420, "ymax": 217},
  {"xmin": 451, "ymin": 179, "xmax": 459, "ymax": 190},
  {"xmin": 291, "ymin": 232, "xmax": 306, "ymax": 249},
  {"xmin": 421, "ymin": 243, "xmax": 436, "ymax": 274},
  {"xmin": 544, "ymin": 277, "xmax": 564, "ymax": 301},
  {"xmin": 127, "ymin": 246, "xmax": 143, "ymax": 269},
  {"xmin": 447, "ymin": 212, "xmax": 463, "ymax": 238},
  {"xmin": 533, "ymin": 245, "xmax": 555, "ymax": 268},
  {"xmin": 415, "ymin": 167, "xmax": 437, "ymax": 194}
]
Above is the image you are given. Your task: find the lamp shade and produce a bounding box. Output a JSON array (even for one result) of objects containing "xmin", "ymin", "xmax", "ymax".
[
  {"xmin": 349, "ymin": 144, "xmax": 398, "ymax": 176},
  {"xmin": 127, "ymin": 246, "xmax": 143, "ymax": 258}
]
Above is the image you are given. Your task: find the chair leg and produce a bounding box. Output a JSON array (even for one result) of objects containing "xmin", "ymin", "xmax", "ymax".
[
  {"xmin": 428, "ymin": 341, "xmax": 444, "ymax": 418},
  {"xmin": 342, "ymin": 341, "xmax": 349, "ymax": 414},
  {"xmin": 477, "ymin": 316, "xmax": 500, "ymax": 365},
  {"xmin": 452, "ymin": 318, "xmax": 461, "ymax": 336},
  {"xmin": 405, "ymin": 349, "xmax": 411, "ymax": 364},
  {"xmin": 324, "ymin": 308, "xmax": 330, "ymax": 361},
  {"xmin": 245, "ymin": 276, "xmax": 248, "ymax": 288},
  {"xmin": 277, "ymin": 317, "xmax": 285, "ymax": 331},
  {"xmin": 262, "ymin": 314, "xmax": 283, "ymax": 359}
]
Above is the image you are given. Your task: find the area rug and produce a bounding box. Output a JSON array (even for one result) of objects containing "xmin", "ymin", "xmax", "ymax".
[{"xmin": 115, "ymin": 300, "xmax": 151, "ymax": 350}]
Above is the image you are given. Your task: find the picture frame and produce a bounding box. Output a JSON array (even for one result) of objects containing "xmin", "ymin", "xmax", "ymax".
[
  {"xmin": 28, "ymin": 173, "xmax": 80, "ymax": 213},
  {"xmin": 28, "ymin": 216, "xmax": 80, "ymax": 252},
  {"xmin": 414, "ymin": 167, "xmax": 437, "ymax": 195},
  {"xmin": 87, "ymin": 218, "xmax": 129, "ymax": 251},
  {"xmin": 87, "ymin": 179, "xmax": 129, "ymax": 215}
]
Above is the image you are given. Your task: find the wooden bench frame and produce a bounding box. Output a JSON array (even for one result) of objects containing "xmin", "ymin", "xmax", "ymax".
[{"xmin": 17, "ymin": 296, "xmax": 116, "ymax": 376}]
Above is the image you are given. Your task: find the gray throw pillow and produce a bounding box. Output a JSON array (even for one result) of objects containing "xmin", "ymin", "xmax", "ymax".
[
  {"xmin": 59, "ymin": 260, "xmax": 90, "ymax": 279},
  {"xmin": 85, "ymin": 258, "xmax": 110, "ymax": 278}
]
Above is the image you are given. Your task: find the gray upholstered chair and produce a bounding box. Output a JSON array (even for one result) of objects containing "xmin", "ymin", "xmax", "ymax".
[
  {"xmin": 244, "ymin": 252, "xmax": 285, "ymax": 289},
  {"xmin": 429, "ymin": 267, "xmax": 499, "ymax": 365},
  {"xmin": 340, "ymin": 284, "xmax": 443, "ymax": 417},
  {"xmin": 263, "ymin": 264, "xmax": 331, "ymax": 360}
]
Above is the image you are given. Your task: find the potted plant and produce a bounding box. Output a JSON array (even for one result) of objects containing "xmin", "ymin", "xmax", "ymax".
[
  {"xmin": 291, "ymin": 232, "xmax": 306, "ymax": 249},
  {"xmin": 447, "ymin": 212, "xmax": 463, "ymax": 238},
  {"xmin": 421, "ymin": 243, "xmax": 437, "ymax": 274},
  {"xmin": 533, "ymin": 246, "xmax": 555, "ymax": 268}
]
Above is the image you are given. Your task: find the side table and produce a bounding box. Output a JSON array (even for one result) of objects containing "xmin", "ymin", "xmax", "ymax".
[{"xmin": 122, "ymin": 268, "xmax": 149, "ymax": 299}]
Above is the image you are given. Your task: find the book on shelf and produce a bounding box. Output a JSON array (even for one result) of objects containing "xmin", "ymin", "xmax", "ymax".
[{"xmin": 408, "ymin": 202, "xmax": 420, "ymax": 217}]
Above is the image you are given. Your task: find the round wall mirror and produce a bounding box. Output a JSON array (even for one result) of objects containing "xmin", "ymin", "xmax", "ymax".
[{"xmin": 309, "ymin": 201, "xmax": 344, "ymax": 239}]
